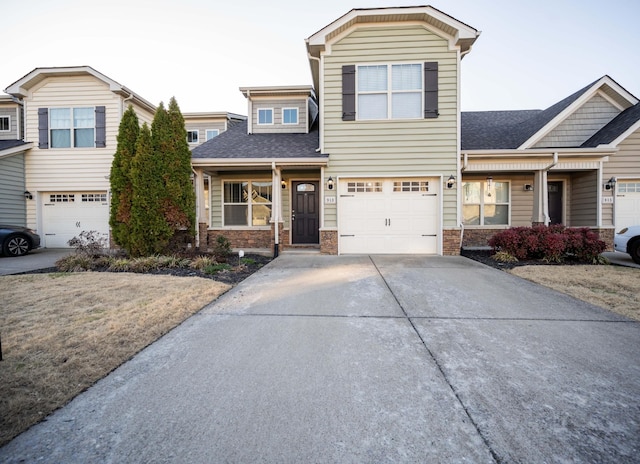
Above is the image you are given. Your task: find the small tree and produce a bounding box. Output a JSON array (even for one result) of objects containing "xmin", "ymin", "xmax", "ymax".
[
  {"xmin": 109, "ymin": 105, "xmax": 139, "ymax": 251},
  {"xmin": 129, "ymin": 123, "xmax": 172, "ymax": 256}
]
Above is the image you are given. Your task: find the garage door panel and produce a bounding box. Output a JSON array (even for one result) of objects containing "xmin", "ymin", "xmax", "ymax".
[
  {"xmin": 616, "ymin": 182, "xmax": 640, "ymax": 230},
  {"xmin": 339, "ymin": 178, "xmax": 439, "ymax": 254},
  {"xmin": 42, "ymin": 192, "xmax": 109, "ymax": 248}
]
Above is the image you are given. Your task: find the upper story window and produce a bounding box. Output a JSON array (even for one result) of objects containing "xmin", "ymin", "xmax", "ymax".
[
  {"xmin": 282, "ymin": 108, "xmax": 298, "ymax": 125},
  {"xmin": 0, "ymin": 115, "xmax": 9, "ymax": 131},
  {"xmin": 50, "ymin": 107, "xmax": 95, "ymax": 148},
  {"xmin": 187, "ymin": 130, "xmax": 199, "ymax": 144},
  {"xmin": 357, "ymin": 64, "xmax": 422, "ymax": 120},
  {"xmin": 206, "ymin": 129, "xmax": 219, "ymax": 140},
  {"xmin": 257, "ymin": 108, "xmax": 273, "ymax": 125},
  {"xmin": 462, "ymin": 181, "xmax": 510, "ymax": 226}
]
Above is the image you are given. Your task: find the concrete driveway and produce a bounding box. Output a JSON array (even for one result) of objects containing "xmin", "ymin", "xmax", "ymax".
[
  {"xmin": 1, "ymin": 255, "xmax": 639, "ymax": 463},
  {"xmin": 0, "ymin": 248, "xmax": 71, "ymax": 275}
]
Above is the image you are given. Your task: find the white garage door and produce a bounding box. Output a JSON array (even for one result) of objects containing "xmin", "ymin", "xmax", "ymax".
[
  {"xmin": 42, "ymin": 192, "xmax": 109, "ymax": 248},
  {"xmin": 616, "ymin": 181, "xmax": 640, "ymax": 231},
  {"xmin": 338, "ymin": 178, "xmax": 439, "ymax": 254}
]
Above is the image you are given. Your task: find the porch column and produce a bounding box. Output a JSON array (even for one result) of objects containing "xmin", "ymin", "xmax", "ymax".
[
  {"xmin": 532, "ymin": 170, "xmax": 549, "ymax": 225},
  {"xmin": 272, "ymin": 164, "xmax": 282, "ymax": 256},
  {"xmin": 193, "ymin": 168, "xmax": 207, "ymax": 224}
]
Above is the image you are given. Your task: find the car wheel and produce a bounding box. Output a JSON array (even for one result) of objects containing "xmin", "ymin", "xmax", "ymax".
[
  {"xmin": 629, "ymin": 240, "xmax": 640, "ymax": 265},
  {"xmin": 3, "ymin": 234, "xmax": 31, "ymax": 257}
]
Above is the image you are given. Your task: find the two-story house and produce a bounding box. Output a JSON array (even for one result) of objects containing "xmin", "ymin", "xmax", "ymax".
[{"xmin": 192, "ymin": 6, "xmax": 640, "ymax": 256}]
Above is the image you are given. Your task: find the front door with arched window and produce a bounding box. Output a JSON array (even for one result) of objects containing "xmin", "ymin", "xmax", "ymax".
[{"xmin": 292, "ymin": 181, "xmax": 319, "ymax": 244}]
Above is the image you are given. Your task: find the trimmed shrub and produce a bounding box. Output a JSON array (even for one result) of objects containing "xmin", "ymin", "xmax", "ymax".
[{"xmin": 489, "ymin": 226, "xmax": 606, "ymax": 263}]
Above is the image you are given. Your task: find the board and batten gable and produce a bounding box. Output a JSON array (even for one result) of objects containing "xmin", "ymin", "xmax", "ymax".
[
  {"xmin": 533, "ymin": 94, "xmax": 622, "ymax": 148},
  {"xmin": 321, "ymin": 24, "xmax": 460, "ymax": 227}
]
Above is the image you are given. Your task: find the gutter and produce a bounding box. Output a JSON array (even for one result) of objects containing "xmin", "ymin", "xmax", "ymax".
[{"xmin": 191, "ymin": 157, "xmax": 329, "ymax": 167}]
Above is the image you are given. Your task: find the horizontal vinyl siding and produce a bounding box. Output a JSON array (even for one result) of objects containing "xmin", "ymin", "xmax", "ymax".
[
  {"xmin": 251, "ymin": 99, "xmax": 307, "ymax": 134},
  {"xmin": 604, "ymin": 128, "xmax": 640, "ymax": 178},
  {"xmin": 534, "ymin": 94, "xmax": 620, "ymax": 148},
  {"xmin": 130, "ymin": 101, "xmax": 155, "ymax": 126},
  {"xmin": 185, "ymin": 121, "xmax": 227, "ymax": 146},
  {"xmin": 322, "ymin": 25, "xmax": 459, "ymax": 228},
  {"xmin": 569, "ymin": 171, "xmax": 597, "ymax": 226},
  {"xmin": 24, "ymin": 76, "xmax": 122, "ymax": 193},
  {"xmin": 0, "ymin": 153, "xmax": 26, "ymax": 225}
]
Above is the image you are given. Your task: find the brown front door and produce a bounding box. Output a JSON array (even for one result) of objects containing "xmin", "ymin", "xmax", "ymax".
[
  {"xmin": 548, "ymin": 181, "xmax": 563, "ymax": 225},
  {"xmin": 292, "ymin": 181, "xmax": 319, "ymax": 244}
]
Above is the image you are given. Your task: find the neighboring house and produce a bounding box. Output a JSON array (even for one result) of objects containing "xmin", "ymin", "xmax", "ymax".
[
  {"xmin": 3, "ymin": 67, "xmax": 157, "ymax": 247},
  {"xmin": 460, "ymin": 76, "xmax": 640, "ymax": 248},
  {"xmin": 0, "ymin": 95, "xmax": 31, "ymax": 226},
  {"xmin": 184, "ymin": 112, "xmax": 246, "ymax": 147}
]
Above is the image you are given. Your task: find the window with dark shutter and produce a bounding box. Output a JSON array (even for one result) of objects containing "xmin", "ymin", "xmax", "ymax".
[
  {"xmin": 95, "ymin": 106, "xmax": 106, "ymax": 147},
  {"xmin": 38, "ymin": 108, "xmax": 49, "ymax": 149},
  {"xmin": 342, "ymin": 65, "xmax": 356, "ymax": 121},
  {"xmin": 424, "ymin": 62, "xmax": 438, "ymax": 118}
]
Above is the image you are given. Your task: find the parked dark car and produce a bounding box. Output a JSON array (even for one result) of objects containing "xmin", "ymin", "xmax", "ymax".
[{"xmin": 0, "ymin": 225, "xmax": 41, "ymax": 257}]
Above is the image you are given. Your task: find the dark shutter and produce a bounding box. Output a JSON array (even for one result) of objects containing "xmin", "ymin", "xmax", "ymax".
[
  {"xmin": 424, "ymin": 62, "xmax": 439, "ymax": 119},
  {"xmin": 95, "ymin": 106, "xmax": 106, "ymax": 148},
  {"xmin": 342, "ymin": 65, "xmax": 356, "ymax": 121},
  {"xmin": 38, "ymin": 108, "xmax": 49, "ymax": 149}
]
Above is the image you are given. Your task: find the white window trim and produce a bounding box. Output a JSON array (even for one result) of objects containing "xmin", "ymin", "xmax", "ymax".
[
  {"xmin": 0, "ymin": 115, "xmax": 10, "ymax": 132},
  {"xmin": 222, "ymin": 179, "xmax": 273, "ymax": 228},
  {"xmin": 205, "ymin": 129, "xmax": 220, "ymax": 140},
  {"xmin": 187, "ymin": 129, "xmax": 199, "ymax": 144},
  {"xmin": 49, "ymin": 106, "xmax": 96, "ymax": 149},
  {"xmin": 462, "ymin": 180, "xmax": 511, "ymax": 227},
  {"xmin": 282, "ymin": 107, "xmax": 299, "ymax": 125},
  {"xmin": 356, "ymin": 62, "xmax": 424, "ymax": 121},
  {"xmin": 257, "ymin": 108, "xmax": 274, "ymax": 125}
]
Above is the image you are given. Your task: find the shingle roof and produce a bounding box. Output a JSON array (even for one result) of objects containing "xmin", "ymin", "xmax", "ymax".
[
  {"xmin": 0, "ymin": 140, "xmax": 29, "ymax": 152},
  {"xmin": 581, "ymin": 103, "xmax": 640, "ymax": 147},
  {"xmin": 191, "ymin": 120, "xmax": 324, "ymax": 159},
  {"xmin": 461, "ymin": 79, "xmax": 600, "ymax": 150}
]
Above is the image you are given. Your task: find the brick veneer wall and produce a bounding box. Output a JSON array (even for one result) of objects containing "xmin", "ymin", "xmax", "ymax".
[
  {"xmin": 320, "ymin": 230, "xmax": 338, "ymax": 254},
  {"xmin": 201, "ymin": 227, "xmax": 272, "ymax": 251},
  {"xmin": 442, "ymin": 229, "xmax": 461, "ymax": 255},
  {"xmin": 594, "ymin": 227, "xmax": 614, "ymax": 252}
]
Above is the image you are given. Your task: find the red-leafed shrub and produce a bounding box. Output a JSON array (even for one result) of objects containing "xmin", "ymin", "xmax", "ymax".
[{"xmin": 489, "ymin": 225, "xmax": 606, "ymax": 263}]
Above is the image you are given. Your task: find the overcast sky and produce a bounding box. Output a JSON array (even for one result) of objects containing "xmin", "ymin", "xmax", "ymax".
[{"xmin": 3, "ymin": 0, "xmax": 639, "ymax": 115}]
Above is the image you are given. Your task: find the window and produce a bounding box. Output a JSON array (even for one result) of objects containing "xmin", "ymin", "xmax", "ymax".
[
  {"xmin": 49, "ymin": 194, "xmax": 75, "ymax": 203},
  {"xmin": 82, "ymin": 193, "xmax": 107, "ymax": 202},
  {"xmin": 187, "ymin": 130, "xmax": 199, "ymax": 144},
  {"xmin": 0, "ymin": 115, "xmax": 9, "ymax": 131},
  {"xmin": 49, "ymin": 107, "xmax": 95, "ymax": 148},
  {"xmin": 463, "ymin": 181, "xmax": 510, "ymax": 226},
  {"xmin": 393, "ymin": 181, "xmax": 429, "ymax": 192},
  {"xmin": 223, "ymin": 180, "xmax": 273, "ymax": 226},
  {"xmin": 257, "ymin": 108, "xmax": 273, "ymax": 125},
  {"xmin": 618, "ymin": 182, "xmax": 640, "ymax": 193},
  {"xmin": 357, "ymin": 63, "xmax": 422, "ymax": 120},
  {"xmin": 206, "ymin": 129, "xmax": 219, "ymax": 141},
  {"xmin": 347, "ymin": 181, "xmax": 383, "ymax": 193},
  {"xmin": 283, "ymin": 108, "xmax": 298, "ymax": 125}
]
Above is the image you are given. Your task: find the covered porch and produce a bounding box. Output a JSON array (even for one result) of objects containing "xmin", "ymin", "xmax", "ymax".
[{"xmin": 459, "ymin": 148, "xmax": 617, "ymax": 249}]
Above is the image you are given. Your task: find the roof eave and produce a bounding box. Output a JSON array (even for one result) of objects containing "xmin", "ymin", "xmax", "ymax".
[
  {"xmin": 0, "ymin": 142, "xmax": 33, "ymax": 159},
  {"xmin": 192, "ymin": 157, "xmax": 328, "ymax": 167}
]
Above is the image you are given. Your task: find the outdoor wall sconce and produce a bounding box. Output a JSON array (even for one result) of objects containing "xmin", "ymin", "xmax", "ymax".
[
  {"xmin": 327, "ymin": 176, "xmax": 334, "ymax": 190},
  {"xmin": 604, "ymin": 177, "xmax": 616, "ymax": 190},
  {"xmin": 24, "ymin": 191, "xmax": 32, "ymax": 200},
  {"xmin": 524, "ymin": 184, "xmax": 534, "ymax": 191},
  {"xmin": 281, "ymin": 179, "xmax": 287, "ymax": 189},
  {"xmin": 486, "ymin": 175, "xmax": 493, "ymax": 189},
  {"xmin": 446, "ymin": 175, "xmax": 456, "ymax": 189}
]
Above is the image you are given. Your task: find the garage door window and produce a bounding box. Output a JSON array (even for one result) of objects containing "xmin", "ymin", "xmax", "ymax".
[
  {"xmin": 619, "ymin": 182, "xmax": 640, "ymax": 193},
  {"xmin": 49, "ymin": 194, "xmax": 75, "ymax": 203},
  {"xmin": 393, "ymin": 180, "xmax": 429, "ymax": 192},
  {"xmin": 347, "ymin": 181, "xmax": 382, "ymax": 193},
  {"xmin": 82, "ymin": 193, "xmax": 107, "ymax": 202},
  {"xmin": 223, "ymin": 181, "xmax": 272, "ymax": 226},
  {"xmin": 463, "ymin": 181, "xmax": 510, "ymax": 226}
]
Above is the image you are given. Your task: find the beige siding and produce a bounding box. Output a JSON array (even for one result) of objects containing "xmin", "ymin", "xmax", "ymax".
[
  {"xmin": 569, "ymin": 171, "xmax": 597, "ymax": 226},
  {"xmin": 534, "ymin": 94, "xmax": 620, "ymax": 148},
  {"xmin": 251, "ymin": 98, "xmax": 307, "ymax": 134},
  {"xmin": 130, "ymin": 100, "xmax": 155, "ymax": 126},
  {"xmin": 604, "ymin": 128, "xmax": 640, "ymax": 178},
  {"xmin": 185, "ymin": 121, "xmax": 227, "ymax": 147},
  {"xmin": 322, "ymin": 25, "xmax": 459, "ymax": 227}
]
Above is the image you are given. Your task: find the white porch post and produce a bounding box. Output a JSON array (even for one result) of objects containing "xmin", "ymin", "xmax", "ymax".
[
  {"xmin": 193, "ymin": 167, "xmax": 207, "ymax": 248},
  {"xmin": 272, "ymin": 163, "xmax": 281, "ymax": 256},
  {"xmin": 532, "ymin": 170, "xmax": 549, "ymax": 225}
]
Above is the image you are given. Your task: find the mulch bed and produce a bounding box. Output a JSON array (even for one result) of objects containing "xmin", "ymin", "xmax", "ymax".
[{"xmin": 461, "ymin": 248, "xmax": 599, "ymax": 270}]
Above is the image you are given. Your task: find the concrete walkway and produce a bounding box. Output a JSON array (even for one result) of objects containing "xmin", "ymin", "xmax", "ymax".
[{"xmin": 1, "ymin": 255, "xmax": 639, "ymax": 463}]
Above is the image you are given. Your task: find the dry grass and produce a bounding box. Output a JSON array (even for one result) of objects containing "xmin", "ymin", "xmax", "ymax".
[
  {"xmin": 0, "ymin": 273, "xmax": 229, "ymax": 446},
  {"xmin": 510, "ymin": 265, "xmax": 640, "ymax": 321}
]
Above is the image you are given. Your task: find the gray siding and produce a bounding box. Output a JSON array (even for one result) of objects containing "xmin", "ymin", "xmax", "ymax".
[
  {"xmin": 0, "ymin": 153, "xmax": 27, "ymax": 225},
  {"xmin": 186, "ymin": 122, "xmax": 227, "ymax": 146},
  {"xmin": 0, "ymin": 107, "xmax": 19, "ymax": 140},
  {"xmin": 569, "ymin": 171, "xmax": 597, "ymax": 226},
  {"xmin": 251, "ymin": 99, "xmax": 308, "ymax": 134},
  {"xmin": 534, "ymin": 94, "xmax": 620, "ymax": 148}
]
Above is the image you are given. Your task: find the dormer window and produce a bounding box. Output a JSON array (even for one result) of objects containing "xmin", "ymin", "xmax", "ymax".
[
  {"xmin": 0, "ymin": 115, "xmax": 9, "ymax": 131},
  {"xmin": 283, "ymin": 108, "xmax": 298, "ymax": 125},
  {"xmin": 258, "ymin": 108, "xmax": 273, "ymax": 125},
  {"xmin": 187, "ymin": 130, "xmax": 199, "ymax": 144}
]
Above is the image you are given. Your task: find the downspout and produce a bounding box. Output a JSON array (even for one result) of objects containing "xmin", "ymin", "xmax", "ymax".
[
  {"xmin": 272, "ymin": 162, "xmax": 279, "ymax": 258},
  {"xmin": 308, "ymin": 53, "xmax": 322, "ymax": 151},
  {"xmin": 121, "ymin": 89, "xmax": 134, "ymax": 116}
]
